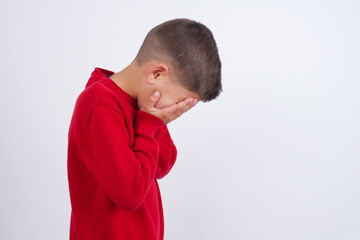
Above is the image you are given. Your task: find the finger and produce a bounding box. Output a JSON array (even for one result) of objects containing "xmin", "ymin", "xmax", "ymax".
[
  {"xmin": 169, "ymin": 99, "xmax": 193, "ymax": 118},
  {"xmin": 144, "ymin": 91, "xmax": 160, "ymax": 109},
  {"xmin": 159, "ymin": 97, "xmax": 197, "ymax": 117},
  {"xmin": 177, "ymin": 97, "xmax": 194, "ymax": 109},
  {"xmin": 183, "ymin": 99, "xmax": 198, "ymax": 112},
  {"xmin": 177, "ymin": 98, "xmax": 197, "ymax": 113}
]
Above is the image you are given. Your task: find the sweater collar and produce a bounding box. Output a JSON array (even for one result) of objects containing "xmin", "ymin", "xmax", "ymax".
[{"xmin": 87, "ymin": 67, "xmax": 138, "ymax": 109}]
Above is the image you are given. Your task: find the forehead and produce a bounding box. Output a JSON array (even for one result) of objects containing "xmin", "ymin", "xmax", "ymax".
[{"xmin": 171, "ymin": 84, "xmax": 200, "ymax": 100}]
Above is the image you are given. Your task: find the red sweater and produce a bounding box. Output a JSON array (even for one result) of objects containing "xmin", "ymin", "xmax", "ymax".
[{"xmin": 67, "ymin": 67, "xmax": 177, "ymax": 240}]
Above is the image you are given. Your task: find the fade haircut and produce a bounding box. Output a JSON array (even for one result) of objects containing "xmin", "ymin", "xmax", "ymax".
[{"xmin": 133, "ymin": 18, "xmax": 222, "ymax": 102}]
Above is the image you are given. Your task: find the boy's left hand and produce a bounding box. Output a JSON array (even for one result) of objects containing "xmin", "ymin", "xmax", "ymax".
[{"xmin": 140, "ymin": 91, "xmax": 198, "ymax": 124}]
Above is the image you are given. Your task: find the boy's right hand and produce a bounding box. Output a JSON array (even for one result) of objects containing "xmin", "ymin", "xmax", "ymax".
[{"xmin": 140, "ymin": 91, "xmax": 198, "ymax": 125}]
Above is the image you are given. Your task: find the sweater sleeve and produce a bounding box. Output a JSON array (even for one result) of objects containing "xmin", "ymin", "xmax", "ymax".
[
  {"xmin": 80, "ymin": 105, "xmax": 165, "ymax": 211},
  {"xmin": 154, "ymin": 125, "xmax": 178, "ymax": 179}
]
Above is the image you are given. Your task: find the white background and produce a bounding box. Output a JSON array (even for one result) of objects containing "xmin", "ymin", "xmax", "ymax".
[{"xmin": 1, "ymin": 0, "xmax": 359, "ymax": 239}]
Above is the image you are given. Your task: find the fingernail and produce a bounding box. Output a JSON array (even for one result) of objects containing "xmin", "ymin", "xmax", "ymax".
[
  {"xmin": 194, "ymin": 99, "xmax": 198, "ymax": 104},
  {"xmin": 154, "ymin": 91, "xmax": 159, "ymax": 97}
]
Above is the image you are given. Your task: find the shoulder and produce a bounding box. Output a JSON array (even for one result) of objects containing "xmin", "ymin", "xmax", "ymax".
[
  {"xmin": 78, "ymin": 80, "xmax": 126, "ymax": 115},
  {"xmin": 94, "ymin": 81, "xmax": 129, "ymax": 113}
]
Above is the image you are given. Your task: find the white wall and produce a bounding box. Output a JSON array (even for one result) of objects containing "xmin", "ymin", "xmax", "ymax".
[{"xmin": 1, "ymin": 0, "xmax": 359, "ymax": 239}]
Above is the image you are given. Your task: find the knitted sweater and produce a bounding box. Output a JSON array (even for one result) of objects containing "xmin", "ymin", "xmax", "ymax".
[{"xmin": 67, "ymin": 67, "xmax": 177, "ymax": 240}]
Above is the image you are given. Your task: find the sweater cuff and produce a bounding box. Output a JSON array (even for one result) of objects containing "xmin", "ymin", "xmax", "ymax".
[
  {"xmin": 135, "ymin": 110, "xmax": 165, "ymax": 135},
  {"xmin": 154, "ymin": 124, "xmax": 169, "ymax": 138}
]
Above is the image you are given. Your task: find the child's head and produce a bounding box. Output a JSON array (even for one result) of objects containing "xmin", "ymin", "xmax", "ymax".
[{"xmin": 132, "ymin": 18, "xmax": 222, "ymax": 109}]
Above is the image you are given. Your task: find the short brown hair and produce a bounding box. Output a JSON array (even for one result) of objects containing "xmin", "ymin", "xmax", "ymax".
[{"xmin": 134, "ymin": 18, "xmax": 222, "ymax": 102}]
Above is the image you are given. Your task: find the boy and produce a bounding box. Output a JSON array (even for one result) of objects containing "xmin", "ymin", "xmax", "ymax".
[{"xmin": 67, "ymin": 18, "xmax": 222, "ymax": 240}]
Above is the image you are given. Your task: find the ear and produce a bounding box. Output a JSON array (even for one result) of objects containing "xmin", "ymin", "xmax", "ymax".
[{"xmin": 146, "ymin": 63, "xmax": 170, "ymax": 85}]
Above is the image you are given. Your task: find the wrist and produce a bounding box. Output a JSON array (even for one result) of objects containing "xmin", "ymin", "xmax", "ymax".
[{"xmin": 135, "ymin": 110, "xmax": 165, "ymax": 135}]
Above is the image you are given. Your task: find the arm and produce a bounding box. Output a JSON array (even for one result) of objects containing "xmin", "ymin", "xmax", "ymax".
[
  {"xmin": 154, "ymin": 125, "xmax": 178, "ymax": 180},
  {"xmin": 80, "ymin": 104, "xmax": 164, "ymax": 211}
]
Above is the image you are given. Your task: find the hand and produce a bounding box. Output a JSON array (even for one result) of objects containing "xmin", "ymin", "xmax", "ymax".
[{"xmin": 140, "ymin": 91, "xmax": 198, "ymax": 125}]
